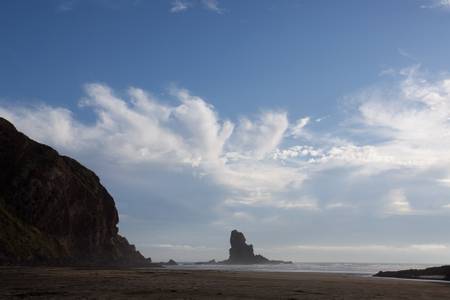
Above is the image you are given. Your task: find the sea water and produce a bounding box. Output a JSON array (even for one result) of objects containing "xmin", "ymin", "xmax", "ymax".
[{"xmin": 167, "ymin": 262, "xmax": 439, "ymax": 275}]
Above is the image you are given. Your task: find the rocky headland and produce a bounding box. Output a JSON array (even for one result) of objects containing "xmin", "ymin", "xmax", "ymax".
[
  {"xmin": 0, "ymin": 117, "xmax": 150, "ymax": 266},
  {"xmin": 374, "ymin": 265, "xmax": 450, "ymax": 281}
]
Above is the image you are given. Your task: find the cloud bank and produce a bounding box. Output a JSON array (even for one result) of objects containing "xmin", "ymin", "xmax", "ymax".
[
  {"xmin": 2, "ymin": 67, "xmax": 450, "ymax": 215},
  {"xmin": 3, "ymin": 66, "xmax": 450, "ymax": 261}
]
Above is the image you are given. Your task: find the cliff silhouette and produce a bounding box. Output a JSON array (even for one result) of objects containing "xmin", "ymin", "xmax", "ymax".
[{"xmin": 0, "ymin": 117, "xmax": 149, "ymax": 266}]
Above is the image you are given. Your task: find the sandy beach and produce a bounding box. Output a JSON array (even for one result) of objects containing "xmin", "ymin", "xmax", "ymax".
[{"xmin": 1, "ymin": 267, "xmax": 449, "ymax": 299}]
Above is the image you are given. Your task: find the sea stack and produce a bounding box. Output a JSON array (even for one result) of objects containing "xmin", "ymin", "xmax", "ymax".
[
  {"xmin": 223, "ymin": 229, "xmax": 292, "ymax": 264},
  {"xmin": 0, "ymin": 117, "xmax": 149, "ymax": 266},
  {"xmin": 222, "ymin": 230, "xmax": 274, "ymax": 264}
]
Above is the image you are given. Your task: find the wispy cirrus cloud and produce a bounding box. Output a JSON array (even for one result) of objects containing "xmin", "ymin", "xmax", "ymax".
[
  {"xmin": 421, "ymin": 0, "xmax": 450, "ymax": 9},
  {"xmin": 170, "ymin": 0, "xmax": 190, "ymax": 13},
  {"xmin": 201, "ymin": 0, "xmax": 223, "ymax": 13},
  {"xmin": 57, "ymin": 0, "xmax": 77, "ymax": 12},
  {"xmin": 169, "ymin": 0, "xmax": 224, "ymax": 14}
]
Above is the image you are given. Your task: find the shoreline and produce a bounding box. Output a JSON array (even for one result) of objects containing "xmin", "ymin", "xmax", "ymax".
[
  {"xmin": 169, "ymin": 265, "xmax": 450, "ymax": 283},
  {"xmin": 2, "ymin": 266, "xmax": 450, "ymax": 299},
  {"xmin": 165, "ymin": 261, "xmax": 441, "ymax": 275}
]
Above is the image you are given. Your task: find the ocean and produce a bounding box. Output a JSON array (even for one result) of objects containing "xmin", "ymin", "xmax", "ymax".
[{"xmin": 168, "ymin": 262, "xmax": 440, "ymax": 275}]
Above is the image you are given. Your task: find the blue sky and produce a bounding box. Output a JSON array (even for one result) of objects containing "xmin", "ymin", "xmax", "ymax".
[{"xmin": 2, "ymin": 0, "xmax": 450, "ymax": 263}]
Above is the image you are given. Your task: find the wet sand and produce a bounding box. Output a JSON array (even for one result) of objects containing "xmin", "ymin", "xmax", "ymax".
[{"xmin": 1, "ymin": 266, "xmax": 449, "ymax": 299}]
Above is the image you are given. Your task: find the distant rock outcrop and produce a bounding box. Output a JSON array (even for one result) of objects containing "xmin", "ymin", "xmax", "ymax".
[
  {"xmin": 223, "ymin": 230, "xmax": 291, "ymax": 265},
  {"xmin": 374, "ymin": 265, "xmax": 450, "ymax": 281},
  {"xmin": 165, "ymin": 259, "xmax": 178, "ymax": 266},
  {"xmin": 194, "ymin": 259, "xmax": 216, "ymax": 265},
  {"xmin": 0, "ymin": 117, "xmax": 149, "ymax": 266}
]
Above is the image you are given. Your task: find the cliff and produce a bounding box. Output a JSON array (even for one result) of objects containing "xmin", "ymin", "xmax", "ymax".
[{"xmin": 0, "ymin": 117, "xmax": 148, "ymax": 265}]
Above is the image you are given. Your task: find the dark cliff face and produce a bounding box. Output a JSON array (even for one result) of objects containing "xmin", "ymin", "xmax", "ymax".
[
  {"xmin": 0, "ymin": 117, "xmax": 146, "ymax": 265},
  {"xmin": 226, "ymin": 230, "xmax": 269, "ymax": 264}
]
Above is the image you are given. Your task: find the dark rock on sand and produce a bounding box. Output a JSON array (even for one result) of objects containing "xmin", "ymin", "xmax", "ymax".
[
  {"xmin": 194, "ymin": 259, "xmax": 217, "ymax": 265},
  {"xmin": 375, "ymin": 265, "xmax": 450, "ymax": 281},
  {"xmin": 165, "ymin": 259, "xmax": 178, "ymax": 266},
  {"xmin": 223, "ymin": 229, "xmax": 292, "ymax": 264},
  {"xmin": 0, "ymin": 117, "xmax": 149, "ymax": 266}
]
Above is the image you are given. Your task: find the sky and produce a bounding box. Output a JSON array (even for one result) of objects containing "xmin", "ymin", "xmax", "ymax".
[{"xmin": 2, "ymin": 0, "xmax": 450, "ymax": 263}]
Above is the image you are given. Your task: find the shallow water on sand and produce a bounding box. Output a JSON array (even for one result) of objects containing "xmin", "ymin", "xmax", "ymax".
[{"xmin": 169, "ymin": 262, "xmax": 440, "ymax": 275}]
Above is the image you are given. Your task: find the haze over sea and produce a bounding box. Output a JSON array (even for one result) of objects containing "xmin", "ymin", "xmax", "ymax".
[{"xmin": 169, "ymin": 262, "xmax": 439, "ymax": 275}]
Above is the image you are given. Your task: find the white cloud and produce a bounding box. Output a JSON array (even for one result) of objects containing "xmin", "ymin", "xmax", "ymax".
[
  {"xmin": 170, "ymin": 0, "xmax": 190, "ymax": 13},
  {"xmin": 263, "ymin": 66, "xmax": 448, "ymax": 181},
  {"xmin": 421, "ymin": 0, "xmax": 450, "ymax": 9},
  {"xmin": 169, "ymin": 0, "xmax": 223, "ymax": 14},
  {"xmin": 384, "ymin": 189, "xmax": 412, "ymax": 215},
  {"xmin": 201, "ymin": 0, "xmax": 222, "ymax": 13},
  {"xmin": 398, "ymin": 48, "xmax": 417, "ymax": 61},
  {"xmin": 289, "ymin": 117, "xmax": 310, "ymax": 138},
  {"xmin": 171, "ymin": 87, "xmax": 234, "ymax": 163},
  {"xmin": 229, "ymin": 112, "xmax": 288, "ymax": 160},
  {"xmin": 0, "ymin": 84, "xmax": 303, "ymax": 208},
  {"xmin": 3, "ymin": 66, "xmax": 450, "ymax": 216},
  {"xmin": 0, "ymin": 104, "xmax": 82, "ymax": 149},
  {"xmin": 223, "ymin": 194, "xmax": 318, "ymax": 211},
  {"xmin": 437, "ymin": 178, "xmax": 450, "ymax": 187},
  {"xmin": 231, "ymin": 211, "xmax": 254, "ymax": 221},
  {"xmin": 410, "ymin": 244, "xmax": 448, "ymax": 251},
  {"xmin": 276, "ymin": 197, "xmax": 319, "ymax": 210},
  {"xmin": 315, "ymin": 115, "xmax": 328, "ymax": 123},
  {"xmin": 325, "ymin": 202, "xmax": 351, "ymax": 210}
]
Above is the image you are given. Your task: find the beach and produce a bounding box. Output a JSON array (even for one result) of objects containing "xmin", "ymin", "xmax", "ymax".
[{"xmin": 1, "ymin": 267, "xmax": 449, "ymax": 299}]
